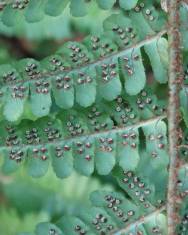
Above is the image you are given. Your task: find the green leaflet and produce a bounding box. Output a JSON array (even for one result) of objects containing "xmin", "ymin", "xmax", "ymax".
[
  {"xmin": 83, "ymin": 104, "xmax": 114, "ymax": 133},
  {"xmin": 142, "ymin": 120, "xmax": 169, "ymax": 169},
  {"xmin": 35, "ymin": 222, "xmax": 64, "ymax": 235},
  {"xmin": 96, "ymin": 57, "xmax": 122, "ymax": 101},
  {"xmin": 45, "ymin": 0, "xmax": 69, "ymax": 16},
  {"xmin": 50, "ymin": 141, "xmax": 74, "ymax": 179},
  {"xmin": 144, "ymin": 38, "xmax": 168, "ymax": 83},
  {"xmin": 181, "ymin": 55, "xmax": 188, "ymax": 126},
  {"xmin": 129, "ymin": 1, "xmax": 166, "ymax": 39},
  {"xmin": 180, "ymin": 87, "xmax": 188, "ymax": 127},
  {"xmin": 113, "ymin": 167, "xmax": 156, "ymax": 213},
  {"xmin": 42, "ymin": 56, "xmax": 74, "ymax": 110},
  {"xmin": 180, "ymin": 6, "xmax": 188, "ymax": 50},
  {"xmin": 144, "ymin": 214, "xmax": 167, "ymax": 234},
  {"xmin": 103, "ymin": 14, "xmax": 139, "ymax": 49},
  {"xmin": 119, "ymin": 48, "xmax": 146, "ymax": 95},
  {"xmin": 95, "ymin": 132, "xmax": 116, "ymax": 175},
  {"xmin": 177, "ymin": 166, "xmax": 188, "ymax": 197},
  {"xmin": 78, "ymin": 206, "xmax": 118, "ymax": 233},
  {"xmin": 41, "ymin": 54, "xmax": 72, "ymax": 73},
  {"xmin": 176, "ymin": 197, "xmax": 188, "ymax": 234},
  {"xmin": 127, "ymin": 89, "xmax": 167, "ymax": 120},
  {"xmin": 57, "ymin": 41, "xmax": 94, "ymax": 67},
  {"xmin": 90, "ymin": 190, "xmax": 140, "ymax": 227},
  {"xmin": 25, "ymin": 146, "xmax": 50, "ymax": 178},
  {"xmin": 57, "ymin": 216, "xmax": 93, "ymax": 235},
  {"xmin": 119, "ymin": 0, "xmax": 138, "ymax": 10},
  {"xmin": 1, "ymin": 3, "xmax": 24, "ymax": 27},
  {"xmin": 29, "ymin": 78, "xmax": 52, "ymax": 118},
  {"xmin": 69, "ymin": 0, "xmax": 88, "ymax": 17},
  {"xmin": 74, "ymin": 67, "xmax": 97, "ymax": 107},
  {"xmin": 177, "ymin": 166, "xmax": 188, "ymax": 233},
  {"xmin": 117, "ymin": 128, "xmax": 140, "ymax": 171},
  {"xmin": 18, "ymin": 59, "xmax": 52, "ymax": 118},
  {"xmin": 136, "ymin": 151, "xmax": 168, "ymax": 206},
  {"xmin": 73, "ymin": 137, "xmax": 95, "ymax": 176},
  {"xmin": 83, "ymin": 34, "xmax": 118, "ymax": 59},
  {"xmin": 113, "ymin": 129, "xmax": 168, "ymax": 210},
  {"xmin": 96, "ymin": 0, "xmax": 116, "ymax": 10},
  {"xmin": 179, "ymin": 129, "xmax": 188, "ymax": 160},
  {"xmin": 1, "ymin": 148, "xmax": 24, "ymax": 174},
  {"xmin": 3, "ymin": 84, "xmax": 29, "ymax": 122},
  {"xmin": 21, "ymin": 117, "xmax": 62, "ymax": 178},
  {"xmin": 104, "ymin": 96, "xmax": 140, "ymax": 126},
  {"xmin": 51, "ymin": 73, "xmax": 74, "ymax": 109},
  {"xmin": 24, "ymin": 0, "xmax": 46, "ymax": 22},
  {"xmin": 0, "ymin": 63, "xmax": 27, "ymax": 121}
]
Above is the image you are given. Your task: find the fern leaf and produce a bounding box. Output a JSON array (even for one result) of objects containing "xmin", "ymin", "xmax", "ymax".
[
  {"xmin": 119, "ymin": 0, "xmax": 138, "ymax": 11},
  {"xmin": 0, "ymin": 34, "xmax": 167, "ymax": 121},
  {"xmin": 90, "ymin": 190, "xmax": 140, "ymax": 227},
  {"xmin": 144, "ymin": 38, "xmax": 168, "ymax": 83},
  {"xmin": 24, "ymin": 0, "xmax": 46, "ymax": 23},
  {"xmin": 142, "ymin": 120, "xmax": 169, "ymax": 168},
  {"xmin": 16, "ymin": 116, "xmax": 169, "ymax": 234},
  {"xmin": 69, "ymin": 0, "xmax": 90, "ymax": 17},
  {"xmin": 27, "ymin": 189, "xmax": 167, "ymax": 235},
  {"xmin": 1, "ymin": 3, "xmax": 23, "ymax": 27},
  {"xmin": 0, "ymin": 4, "xmax": 168, "ymax": 122},
  {"xmin": 129, "ymin": 1, "xmax": 166, "ymax": 38},
  {"xmin": 119, "ymin": 48, "xmax": 146, "ymax": 95},
  {"xmin": 16, "ymin": 141, "xmax": 169, "ymax": 233},
  {"xmin": 44, "ymin": 0, "xmax": 69, "ymax": 17},
  {"xmin": 0, "ymin": 93, "xmax": 166, "ymax": 178}
]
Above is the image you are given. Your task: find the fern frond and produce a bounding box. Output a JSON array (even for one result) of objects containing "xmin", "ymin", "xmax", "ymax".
[
  {"xmin": 17, "ymin": 141, "xmax": 169, "ymax": 234},
  {"xmin": 0, "ymin": 3, "xmax": 168, "ymax": 122},
  {"xmin": 0, "ymin": 91, "xmax": 167, "ymax": 178},
  {"xmin": 17, "ymin": 134, "xmax": 169, "ymax": 234},
  {"xmin": 21, "ymin": 182, "xmax": 167, "ymax": 235}
]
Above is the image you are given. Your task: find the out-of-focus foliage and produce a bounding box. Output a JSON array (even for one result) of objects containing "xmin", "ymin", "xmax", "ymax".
[
  {"xmin": 0, "ymin": 166, "xmax": 113, "ymax": 234},
  {"xmin": 0, "ymin": 2, "xmax": 113, "ymax": 40}
]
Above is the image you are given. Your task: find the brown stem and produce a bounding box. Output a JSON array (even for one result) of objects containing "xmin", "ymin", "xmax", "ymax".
[{"xmin": 167, "ymin": 0, "xmax": 184, "ymax": 234}]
